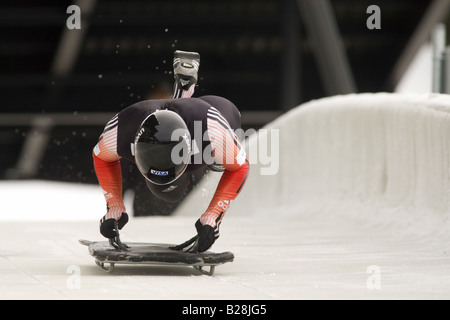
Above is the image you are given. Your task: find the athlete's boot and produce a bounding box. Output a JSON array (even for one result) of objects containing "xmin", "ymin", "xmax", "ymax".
[{"xmin": 172, "ymin": 50, "xmax": 200, "ymax": 98}]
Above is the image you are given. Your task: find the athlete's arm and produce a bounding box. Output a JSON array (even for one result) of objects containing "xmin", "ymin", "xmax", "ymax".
[
  {"xmin": 92, "ymin": 115, "xmax": 127, "ymax": 223},
  {"xmin": 200, "ymin": 108, "xmax": 249, "ymax": 228},
  {"xmin": 190, "ymin": 107, "xmax": 248, "ymax": 252}
]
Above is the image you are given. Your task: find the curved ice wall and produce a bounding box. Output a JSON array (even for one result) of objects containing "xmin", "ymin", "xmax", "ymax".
[{"xmin": 175, "ymin": 93, "xmax": 450, "ymax": 240}]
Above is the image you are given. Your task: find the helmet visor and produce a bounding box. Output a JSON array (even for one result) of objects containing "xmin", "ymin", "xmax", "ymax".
[{"xmin": 135, "ymin": 138, "xmax": 190, "ymax": 185}]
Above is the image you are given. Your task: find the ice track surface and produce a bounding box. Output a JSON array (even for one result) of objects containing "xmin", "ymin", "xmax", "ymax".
[
  {"xmin": 1, "ymin": 181, "xmax": 450, "ymax": 300},
  {"xmin": 3, "ymin": 93, "xmax": 450, "ymax": 299}
]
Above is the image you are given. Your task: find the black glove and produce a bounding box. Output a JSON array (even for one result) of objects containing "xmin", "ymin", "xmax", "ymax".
[
  {"xmin": 194, "ymin": 213, "xmax": 223, "ymax": 252},
  {"xmin": 99, "ymin": 212, "xmax": 129, "ymax": 239}
]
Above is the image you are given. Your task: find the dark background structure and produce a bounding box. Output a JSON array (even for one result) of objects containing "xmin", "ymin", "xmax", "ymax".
[{"xmin": 0, "ymin": 0, "xmax": 446, "ymax": 215}]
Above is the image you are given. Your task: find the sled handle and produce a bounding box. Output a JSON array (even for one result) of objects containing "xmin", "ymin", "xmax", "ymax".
[
  {"xmin": 169, "ymin": 235, "xmax": 199, "ymax": 252},
  {"xmin": 109, "ymin": 221, "xmax": 129, "ymax": 251}
]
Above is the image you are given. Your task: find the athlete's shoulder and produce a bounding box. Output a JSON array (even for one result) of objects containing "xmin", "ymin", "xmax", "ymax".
[{"xmin": 198, "ymin": 95, "xmax": 241, "ymax": 130}]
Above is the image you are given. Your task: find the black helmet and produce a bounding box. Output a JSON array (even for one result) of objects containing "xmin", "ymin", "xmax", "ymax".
[{"xmin": 134, "ymin": 110, "xmax": 191, "ymax": 185}]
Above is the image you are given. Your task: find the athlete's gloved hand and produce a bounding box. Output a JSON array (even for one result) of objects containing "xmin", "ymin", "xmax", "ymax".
[
  {"xmin": 194, "ymin": 213, "xmax": 223, "ymax": 252},
  {"xmin": 99, "ymin": 212, "xmax": 129, "ymax": 239},
  {"xmin": 170, "ymin": 213, "xmax": 223, "ymax": 253}
]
